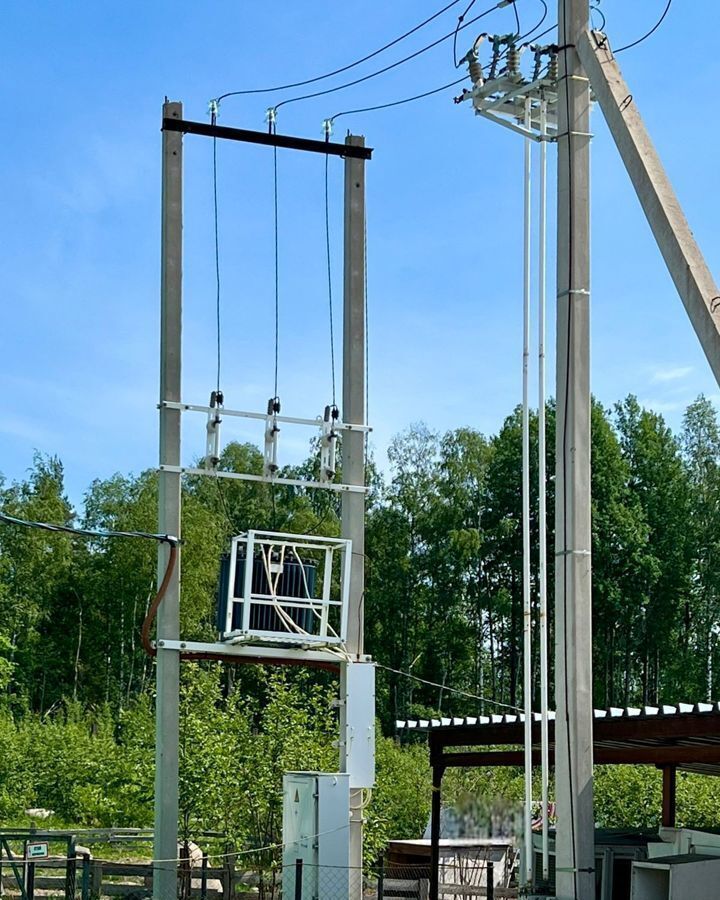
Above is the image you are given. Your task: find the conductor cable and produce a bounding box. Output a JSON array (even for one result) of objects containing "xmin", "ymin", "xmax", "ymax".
[{"xmin": 213, "ymin": 0, "xmax": 468, "ymax": 103}]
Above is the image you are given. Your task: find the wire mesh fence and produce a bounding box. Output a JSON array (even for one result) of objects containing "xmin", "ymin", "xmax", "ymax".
[{"xmin": 0, "ymin": 837, "xmax": 517, "ymax": 899}]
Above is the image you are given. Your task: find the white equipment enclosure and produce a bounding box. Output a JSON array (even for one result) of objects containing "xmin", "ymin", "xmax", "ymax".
[
  {"xmin": 282, "ymin": 772, "xmax": 351, "ymax": 900},
  {"xmin": 217, "ymin": 530, "xmax": 351, "ymax": 647}
]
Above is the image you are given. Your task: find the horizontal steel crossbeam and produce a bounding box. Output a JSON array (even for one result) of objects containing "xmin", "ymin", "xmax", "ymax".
[{"xmin": 161, "ymin": 117, "xmax": 373, "ymax": 159}]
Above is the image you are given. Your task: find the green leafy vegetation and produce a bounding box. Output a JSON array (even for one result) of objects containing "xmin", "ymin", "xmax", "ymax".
[{"xmin": 1, "ymin": 394, "xmax": 720, "ymax": 856}]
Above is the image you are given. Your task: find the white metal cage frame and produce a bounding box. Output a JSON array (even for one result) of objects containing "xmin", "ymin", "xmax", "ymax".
[{"xmin": 220, "ymin": 530, "xmax": 352, "ymax": 647}]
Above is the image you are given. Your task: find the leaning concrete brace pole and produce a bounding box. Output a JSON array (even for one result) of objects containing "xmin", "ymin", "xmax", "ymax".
[
  {"xmin": 576, "ymin": 29, "xmax": 720, "ymax": 387},
  {"xmin": 155, "ymin": 99, "xmax": 183, "ymax": 900},
  {"xmin": 341, "ymin": 134, "xmax": 367, "ymax": 888},
  {"xmin": 555, "ymin": 2, "xmax": 594, "ymax": 898}
]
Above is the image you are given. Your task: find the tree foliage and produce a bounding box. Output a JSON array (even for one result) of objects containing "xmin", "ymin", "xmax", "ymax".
[{"xmin": 2, "ymin": 394, "xmax": 720, "ymax": 848}]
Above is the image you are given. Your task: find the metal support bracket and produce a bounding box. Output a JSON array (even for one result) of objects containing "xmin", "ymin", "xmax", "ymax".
[
  {"xmin": 158, "ymin": 465, "xmax": 367, "ymax": 493},
  {"xmin": 158, "ymin": 638, "xmax": 348, "ymax": 665}
]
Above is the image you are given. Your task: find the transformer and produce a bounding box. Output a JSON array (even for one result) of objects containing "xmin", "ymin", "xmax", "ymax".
[{"xmin": 216, "ymin": 531, "xmax": 351, "ymax": 647}]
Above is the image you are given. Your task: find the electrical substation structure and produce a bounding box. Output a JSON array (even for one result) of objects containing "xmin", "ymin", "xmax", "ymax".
[
  {"xmin": 452, "ymin": 1, "xmax": 720, "ymax": 899},
  {"xmin": 155, "ymin": 101, "xmax": 374, "ymax": 900}
]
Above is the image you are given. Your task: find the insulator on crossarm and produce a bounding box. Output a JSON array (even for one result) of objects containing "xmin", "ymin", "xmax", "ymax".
[
  {"xmin": 468, "ymin": 52, "xmax": 484, "ymax": 87},
  {"xmin": 548, "ymin": 52, "xmax": 559, "ymax": 82},
  {"xmin": 205, "ymin": 390, "xmax": 224, "ymax": 470},
  {"xmin": 264, "ymin": 396, "xmax": 281, "ymax": 477},
  {"xmin": 506, "ymin": 44, "xmax": 520, "ymax": 78},
  {"xmin": 320, "ymin": 404, "xmax": 339, "ymax": 483}
]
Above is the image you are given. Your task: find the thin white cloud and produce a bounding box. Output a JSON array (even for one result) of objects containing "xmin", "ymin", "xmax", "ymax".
[
  {"xmin": 0, "ymin": 415, "xmax": 54, "ymax": 443},
  {"xmin": 638, "ymin": 398, "xmax": 686, "ymax": 414},
  {"xmin": 651, "ymin": 365, "xmax": 694, "ymax": 384}
]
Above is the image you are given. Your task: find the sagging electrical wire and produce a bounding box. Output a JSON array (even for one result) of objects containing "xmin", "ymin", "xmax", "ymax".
[
  {"xmin": 328, "ymin": 16, "xmax": 556, "ymax": 125},
  {"xmin": 140, "ymin": 543, "xmax": 180, "ymax": 656},
  {"xmin": 0, "ymin": 511, "xmax": 185, "ymax": 671},
  {"xmin": 376, "ymin": 663, "xmax": 523, "ymax": 712},
  {"xmin": 116, "ymin": 823, "xmax": 356, "ymax": 865},
  {"xmin": 615, "ymin": 0, "xmax": 673, "ymax": 54},
  {"xmin": 128, "ymin": 520, "xmax": 338, "ymax": 671},
  {"xmin": 256, "ymin": 541, "xmax": 351, "ymax": 662},
  {"xmin": 453, "ymin": 0, "xmax": 480, "ymax": 67},
  {"xmin": 0, "ymin": 511, "xmax": 178, "ymax": 547},
  {"xmin": 213, "ymin": 0, "xmax": 468, "ymax": 104},
  {"xmin": 328, "ymin": 75, "xmax": 468, "ymax": 124},
  {"xmin": 463, "ymin": 4, "xmax": 552, "ymax": 78},
  {"xmin": 511, "ymin": 0, "xmax": 521, "ymax": 37},
  {"xmin": 140, "ymin": 543, "xmax": 340, "ymax": 672},
  {"xmin": 289, "ymin": 545, "xmax": 351, "ymax": 660},
  {"xmin": 590, "ymin": 1, "xmax": 606, "ymax": 33},
  {"xmin": 273, "ymin": 1, "xmax": 512, "ymax": 113}
]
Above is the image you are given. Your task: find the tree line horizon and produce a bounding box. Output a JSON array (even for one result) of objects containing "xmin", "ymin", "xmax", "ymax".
[{"xmin": 1, "ymin": 391, "xmax": 719, "ymax": 727}]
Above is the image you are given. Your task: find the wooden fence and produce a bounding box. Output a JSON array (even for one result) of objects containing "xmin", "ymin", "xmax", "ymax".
[{"xmin": 0, "ymin": 857, "xmax": 262, "ymax": 899}]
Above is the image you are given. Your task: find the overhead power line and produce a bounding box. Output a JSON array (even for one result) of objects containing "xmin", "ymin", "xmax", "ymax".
[
  {"xmin": 329, "ymin": 75, "xmax": 468, "ymax": 123},
  {"xmin": 615, "ymin": 0, "xmax": 673, "ymax": 54},
  {"xmin": 0, "ymin": 511, "xmax": 178, "ymax": 545},
  {"xmin": 376, "ymin": 662, "xmax": 523, "ymax": 712},
  {"xmin": 329, "ymin": 16, "xmax": 556, "ymax": 124},
  {"xmin": 213, "ymin": 0, "xmax": 468, "ymax": 104},
  {"xmin": 273, "ymin": 1, "xmax": 506, "ymax": 112}
]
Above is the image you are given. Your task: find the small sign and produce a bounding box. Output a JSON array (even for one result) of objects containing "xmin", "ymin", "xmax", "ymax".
[{"xmin": 26, "ymin": 842, "xmax": 49, "ymax": 860}]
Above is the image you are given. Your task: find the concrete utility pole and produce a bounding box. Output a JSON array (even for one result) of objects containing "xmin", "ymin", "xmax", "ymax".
[
  {"xmin": 555, "ymin": 1, "xmax": 595, "ymax": 897},
  {"xmin": 155, "ymin": 99, "xmax": 183, "ymax": 900},
  {"xmin": 576, "ymin": 30, "xmax": 720, "ymax": 387},
  {"xmin": 341, "ymin": 134, "xmax": 367, "ymax": 888}
]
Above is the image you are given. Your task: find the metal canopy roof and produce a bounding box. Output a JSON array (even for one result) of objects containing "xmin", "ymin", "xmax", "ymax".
[{"xmin": 397, "ymin": 702, "xmax": 720, "ymax": 777}]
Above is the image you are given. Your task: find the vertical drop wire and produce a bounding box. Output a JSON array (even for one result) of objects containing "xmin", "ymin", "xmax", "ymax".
[
  {"xmin": 212, "ymin": 120, "xmax": 221, "ymax": 394},
  {"xmin": 325, "ymin": 153, "xmax": 337, "ymax": 407},
  {"xmin": 364, "ymin": 200, "xmax": 369, "ymax": 469},
  {"xmin": 273, "ymin": 143, "xmax": 280, "ymax": 400},
  {"xmin": 271, "ymin": 124, "xmax": 279, "ymax": 529},
  {"xmin": 512, "ymin": 0, "xmax": 521, "ymax": 35}
]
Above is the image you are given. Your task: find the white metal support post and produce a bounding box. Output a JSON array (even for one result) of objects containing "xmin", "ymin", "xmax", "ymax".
[
  {"xmin": 341, "ymin": 134, "xmax": 367, "ymax": 887},
  {"xmin": 555, "ymin": 1, "xmax": 595, "ymax": 898},
  {"xmin": 155, "ymin": 99, "xmax": 183, "ymax": 900},
  {"xmin": 537, "ymin": 96, "xmax": 551, "ymax": 884},
  {"xmin": 521, "ymin": 97, "xmax": 533, "ymax": 891}
]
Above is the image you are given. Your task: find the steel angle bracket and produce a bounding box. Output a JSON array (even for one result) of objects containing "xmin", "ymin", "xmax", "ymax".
[
  {"xmin": 157, "ymin": 639, "xmax": 364, "ymax": 667},
  {"xmin": 474, "ymin": 110, "xmax": 546, "ymax": 142},
  {"xmin": 157, "ymin": 464, "xmax": 367, "ymax": 493},
  {"xmin": 465, "ymin": 77, "xmax": 559, "ymax": 142}
]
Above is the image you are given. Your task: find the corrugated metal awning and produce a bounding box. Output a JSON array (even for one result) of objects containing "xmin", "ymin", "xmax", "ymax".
[{"xmin": 397, "ymin": 702, "xmax": 720, "ymax": 776}]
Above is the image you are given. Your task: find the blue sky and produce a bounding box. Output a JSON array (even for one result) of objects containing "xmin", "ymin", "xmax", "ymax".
[{"xmin": 2, "ymin": 0, "xmax": 719, "ymax": 507}]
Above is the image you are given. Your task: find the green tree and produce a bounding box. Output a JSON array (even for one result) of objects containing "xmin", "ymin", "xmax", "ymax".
[
  {"xmin": 590, "ymin": 400, "xmax": 656, "ymax": 707},
  {"xmin": 682, "ymin": 396, "xmax": 720, "ymax": 698},
  {"xmin": 615, "ymin": 396, "xmax": 691, "ymax": 701}
]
